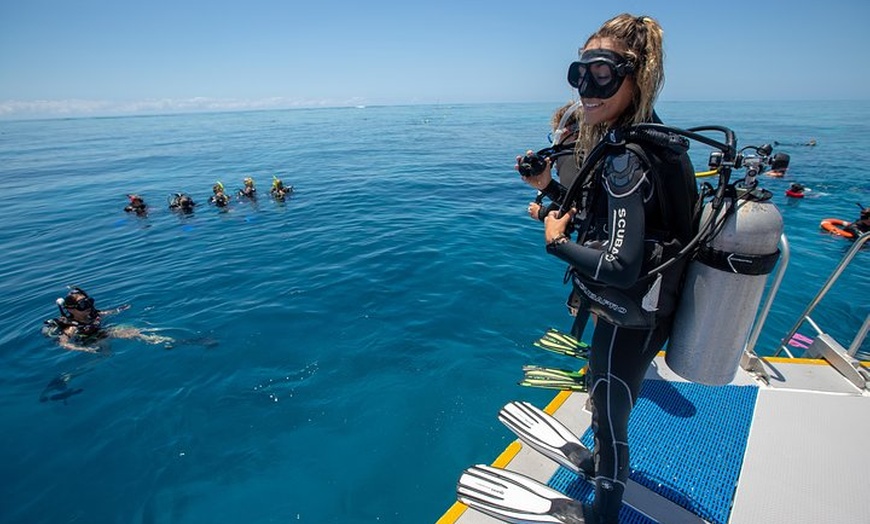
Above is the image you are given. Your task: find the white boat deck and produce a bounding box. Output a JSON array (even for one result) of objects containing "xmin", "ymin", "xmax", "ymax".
[{"xmin": 439, "ymin": 355, "xmax": 870, "ymax": 524}]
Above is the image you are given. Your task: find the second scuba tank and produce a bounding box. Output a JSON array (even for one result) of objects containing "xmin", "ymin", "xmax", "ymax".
[{"xmin": 666, "ymin": 191, "xmax": 783, "ymax": 385}]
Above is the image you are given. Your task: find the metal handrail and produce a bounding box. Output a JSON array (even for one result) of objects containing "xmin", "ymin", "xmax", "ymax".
[
  {"xmin": 744, "ymin": 234, "xmax": 790, "ymax": 356},
  {"xmin": 773, "ymin": 231, "xmax": 870, "ymax": 358},
  {"xmin": 847, "ymin": 313, "xmax": 870, "ymax": 357}
]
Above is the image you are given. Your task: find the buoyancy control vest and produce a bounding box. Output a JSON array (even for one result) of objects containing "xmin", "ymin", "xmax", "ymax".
[
  {"xmin": 44, "ymin": 316, "xmax": 105, "ymax": 340},
  {"xmin": 556, "ymin": 131, "xmax": 698, "ymax": 329}
]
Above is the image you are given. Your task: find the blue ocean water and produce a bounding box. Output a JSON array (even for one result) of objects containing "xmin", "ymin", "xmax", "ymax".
[{"xmin": 0, "ymin": 102, "xmax": 868, "ymax": 524}]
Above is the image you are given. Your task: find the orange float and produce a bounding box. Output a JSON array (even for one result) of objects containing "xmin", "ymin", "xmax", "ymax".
[{"xmin": 819, "ymin": 218, "xmax": 855, "ymax": 239}]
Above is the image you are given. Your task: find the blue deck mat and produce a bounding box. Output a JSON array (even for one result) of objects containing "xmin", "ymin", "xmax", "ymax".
[{"xmin": 547, "ymin": 379, "xmax": 758, "ymax": 524}]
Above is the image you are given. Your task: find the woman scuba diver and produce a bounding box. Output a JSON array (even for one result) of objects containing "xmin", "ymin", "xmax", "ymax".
[
  {"xmin": 537, "ymin": 14, "xmax": 697, "ymax": 522},
  {"xmin": 43, "ymin": 287, "xmax": 173, "ymax": 352}
]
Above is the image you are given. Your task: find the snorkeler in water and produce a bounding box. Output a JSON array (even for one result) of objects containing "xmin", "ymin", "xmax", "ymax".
[
  {"xmin": 774, "ymin": 138, "xmax": 816, "ymax": 147},
  {"xmin": 169, "ymin": 193, "xmax": 196, "ymax": 212},
  {"xmin": 43, "ymin": 287, "xmax": 173, "ymax": 353},
  {"xmin": 124, "ymin": 194, "xmax": 148, "ymax": 216},
  {"xmin": 270, "ymin": 175, "xmax": 294, "ymax": 201},
  {"xmin": 845, "ymin": 205, "xmax": 870, "ymax": 237},
  {"xmin": 209, "ymin": 181, "xmax": 230, "ymax": 207},
  {"xmin": 238, "ymin": 177, "xmax": 257, "ymax": 199}
]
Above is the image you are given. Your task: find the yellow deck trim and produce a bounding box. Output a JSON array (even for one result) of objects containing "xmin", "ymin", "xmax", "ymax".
[
  {"xmin": 763, "ymin": 356, "xmax": 828, "ymax": 365},
  {"xmin": 436, "ymin": 501, "xmax": 467, "ymax": 524}
]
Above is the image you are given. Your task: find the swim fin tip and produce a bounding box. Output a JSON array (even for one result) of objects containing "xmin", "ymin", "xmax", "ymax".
[
  {"xmin": 499, "ymin": 401, "xmax": 593, "ymax": 478},
  {"xmin": 457, "ymin": 464, "xmax": 588, "ymax": 523}
]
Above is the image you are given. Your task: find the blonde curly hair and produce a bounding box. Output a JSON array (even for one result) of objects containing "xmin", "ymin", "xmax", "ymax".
[{"xmin": 576, "ymin": 14, "xmax": 665, "ymax": 154}]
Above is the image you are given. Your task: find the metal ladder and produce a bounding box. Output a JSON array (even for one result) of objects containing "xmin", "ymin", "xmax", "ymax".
[{"xmin": 767, "ymin": 232, "xmax": 870, "ymax": 389}]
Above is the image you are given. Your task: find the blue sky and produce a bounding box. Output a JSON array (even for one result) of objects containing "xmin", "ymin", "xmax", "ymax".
[{"xmin": 1, "ymin": 0, "xmax": 868, "ymax": 118}]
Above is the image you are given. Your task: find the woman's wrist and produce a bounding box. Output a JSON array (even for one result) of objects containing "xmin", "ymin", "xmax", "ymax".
[{"xmin": 546, "ymin": 234, "xmax": 570, "ymax": 247}]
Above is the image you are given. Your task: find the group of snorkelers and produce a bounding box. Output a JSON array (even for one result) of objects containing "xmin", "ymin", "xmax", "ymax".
[{"xmin": 124, "ymin": 176, "xmax": 294, "ymax": 216}]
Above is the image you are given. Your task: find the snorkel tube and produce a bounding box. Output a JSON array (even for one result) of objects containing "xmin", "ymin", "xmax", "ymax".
[
  {"xmin": 550, "ymin": 99, "xmax": 584, "ymax": 147},
  {"xmin": 56, "ymin": 298, "xmax": 68, "ymax": 318},
  {"xmin": 518, "ymin": 100, "xmax": 585, "ymax": 179}
]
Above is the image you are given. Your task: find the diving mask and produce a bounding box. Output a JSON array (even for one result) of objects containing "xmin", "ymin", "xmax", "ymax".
[
  {"xmin": 567, "ymin": 49, "xmax": 635, "ymax": 100},
  {"xmin": 64, "ymin": 295, "xmax": 95, "ymax": 311}
]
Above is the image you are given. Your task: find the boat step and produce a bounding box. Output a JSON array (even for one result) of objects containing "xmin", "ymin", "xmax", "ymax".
[{"xmin": 804, "ymin": 333, "xmax": 870, "ymax": 390}]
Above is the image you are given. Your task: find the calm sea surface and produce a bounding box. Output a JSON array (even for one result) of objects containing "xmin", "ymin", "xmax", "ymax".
[{"xmin": 1, "ymin": 102, "xmax": 868, "ymax": 523}]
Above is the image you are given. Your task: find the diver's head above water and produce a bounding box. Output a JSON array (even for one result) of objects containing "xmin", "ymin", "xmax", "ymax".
[
  {"xmin": 59, "ymin": 287, "xmax": 98, "ymax": 322},
  {"xmin": 170, "ymin": 193, "xmax": 196, "ymax": 211},
  {"xmin": 125, "ymin": 194, "xmax": 148, "ymax": 215}
]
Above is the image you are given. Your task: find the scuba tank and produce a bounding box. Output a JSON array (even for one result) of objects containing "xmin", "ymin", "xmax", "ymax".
[{"xmin": 665, "ymin": 146, "xmax": 784, "ymax": 385}]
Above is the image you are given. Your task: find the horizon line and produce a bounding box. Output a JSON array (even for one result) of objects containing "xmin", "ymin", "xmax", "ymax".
[{"xmin": 1, "ymin": 97, "xmax": 867, "ymax": 122}]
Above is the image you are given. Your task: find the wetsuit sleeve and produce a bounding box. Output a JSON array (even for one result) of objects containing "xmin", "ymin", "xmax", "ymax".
[
  {"xmin": 539, "ymin": 179, "xmax": 567, "ymax": 206},
  {"xmin": 547, "ymin": 150, "xmax": 648, "ymax": 289},
  {"xmin": 536, "ymin": 202, "xmax": 560, "ymax": 222},
  {"xmin": 533, "ymin": 179, "xmax": 567, "ymax": 222}
]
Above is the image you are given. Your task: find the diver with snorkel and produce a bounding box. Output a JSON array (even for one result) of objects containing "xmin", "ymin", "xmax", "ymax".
[
  {"xmin": 270, "ymin": 175, "xmax": 294, "ymax": 201},
  {"xmin": 43, "ymin": 287, "xmax": 173, "ymax": 353},
  {"xmin": 209, "ymin": 181, "xmax": 230, "ymax": 207}
]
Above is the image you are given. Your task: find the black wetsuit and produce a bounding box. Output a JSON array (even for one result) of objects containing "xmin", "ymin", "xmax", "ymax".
[
  {"xmin": 170, "ymin": 194, "xmax": 196, "ymax": 212},
  {"xmin": 846, "ymin": 210, "xmax": 870, "ymax": 237},
  {"xmin": 209, "ymin": 193, "xmax": 229, "ymax": 207},
  {"xmin": 124, "ymin": 202, "xmax": 147, "ymax": 216},
  {"xmin": 547, "ymin": 136, "xmax": 697, "ymax": 522}
]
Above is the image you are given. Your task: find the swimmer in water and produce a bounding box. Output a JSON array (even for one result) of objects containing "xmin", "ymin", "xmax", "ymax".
[
  {"xmin": 238, "ymin": 177, "xmax": 257, "ymax": 199},
  {"xmin": 270, "ymin": 175, "xmax": 294, "ymax": 201},
  {"xmin": 209, "ymin": 181, "xmax": 230, "ymax": 207},
  {"xmin": 43, "ymin": 287, "xmax": 173, "ymax": 353},
  {"xmin": 124, "ymin": 194, "xmax": 148, "ymax": 216},
  {"xmin": 169, "ymin": 193, "xmax": 196, "ymax": 213}
]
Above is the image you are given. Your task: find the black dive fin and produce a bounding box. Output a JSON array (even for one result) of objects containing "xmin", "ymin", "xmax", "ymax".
[
  {"xmin": 457, "ymin": 464, "xmax": 587, "ymax": 523},
  {"xmin": 499, "ymin": 401, "xmax": 594, "ymax": 478}
]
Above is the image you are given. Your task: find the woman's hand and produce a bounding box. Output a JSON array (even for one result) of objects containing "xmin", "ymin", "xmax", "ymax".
[
  {"xmin": 544, "ymin": 208, "xmax": 576, "ymax": 243},
  {"xmin": 515, "ymin": 150, "xmax": 553, "ymax": 190},
  {"xmin": 102, "ymin": 304, "xmax": 131, "ymax": 316},
  {"xmin": 527, "ymin": 201, "xmax": 542, "ymax": 220}
]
